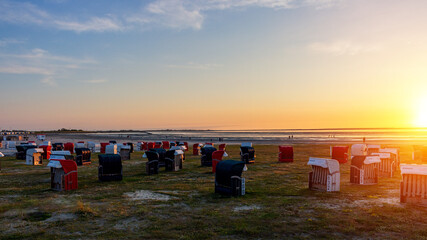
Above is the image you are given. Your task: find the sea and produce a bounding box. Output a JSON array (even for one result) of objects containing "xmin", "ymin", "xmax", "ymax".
[{"xmin": 88, "ymin": 128, "xmax": 427, "ymax": 143}]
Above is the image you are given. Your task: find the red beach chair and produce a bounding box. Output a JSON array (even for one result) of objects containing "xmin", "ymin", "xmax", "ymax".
[
  {"xmin": 212, "ymin": 150, "xmax": 225, "ymax": 173},
  {"xmin": 278, "ymin": 146, "xmax": 293, "ymax": 162},
  {"xmin": 162, "ymin": 141, "xmax": 170, "ymax": 150},
  {"xmin": 331, "ymin": 146, "xmax": 349, "ymax": 164},
  {"xmin": 100, "ymin": 143, "xmax": 109, "ymax": 154},
  {"xmin": 64, "ymin": 142, "xmax": 75, "ymax": 154}
]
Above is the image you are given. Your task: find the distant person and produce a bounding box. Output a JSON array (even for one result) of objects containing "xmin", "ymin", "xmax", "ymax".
[{"xmin": 363, "ymin": 137, "xmax": 366, "ymax": 143}]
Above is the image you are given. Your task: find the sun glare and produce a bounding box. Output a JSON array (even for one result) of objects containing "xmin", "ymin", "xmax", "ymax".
[{"xmin": 415, "ymin": 96, "xmax": 427, "ymax": 127}]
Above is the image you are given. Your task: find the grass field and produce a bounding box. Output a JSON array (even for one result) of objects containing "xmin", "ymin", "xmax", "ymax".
[{"xmin": 1, "ymin": 144, "xmax": 426, "ymax": 239}]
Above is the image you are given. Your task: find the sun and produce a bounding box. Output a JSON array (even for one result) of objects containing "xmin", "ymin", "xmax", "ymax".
[{"xmin": 414, "ymin": 96, "xmax": 427, "ymax": 127}]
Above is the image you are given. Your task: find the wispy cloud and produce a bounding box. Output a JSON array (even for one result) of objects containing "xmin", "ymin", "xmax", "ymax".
[
  {"xmin": 0, "ymin": 0, "xmax": 342, "ymax": 33},
  {"xmin": 167, "ymin": 62, "xmax": 221, "ymax": 70},
  {"xmin": 0, "ymin": 65, "xmax": 52, "ymax": 75},
  {"xmin": 308, "ymin": 41, "xmax": 382, "ymax": 56},
  {"xmin": 81, "ymin": 79, "xmax": 108, "ymax": 84},
  {"xmin": 0, "ymin": 48, "xmax": 98, "ymax": 86},
  {"xmin": 0, "ymin": 38, "xmax": 25, "ymax": 47},
  {"xmin": 0, "ymin": 0, "xmax": 122, "ymax": 32}
]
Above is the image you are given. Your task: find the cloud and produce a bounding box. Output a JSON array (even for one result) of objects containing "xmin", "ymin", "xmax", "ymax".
[
  {"xmin": 41, "ymin": 76, "xmax": 57, "ymax": 86},
  {"xmin": 167, "ymin": 62, "xmax": 221, "ymax": 70},
  {"xmin": 0, "ymin": 65, "xmax": 52, "ymax": 75},
  {"xmin": 308, "ymin": 41, "xmax": 382, "ymax": 56},
  {"xmin": 0, "ymin": 38, "xmax": 25, "ymax": 47},
  {"xmin": 81, "ymin": 79, "xmax": 108, "ymax": 84},
  {"xmin": 54, "ymin": 17, "xmax": 123, "ymax": 33},
  {"xmin": 0, "ymin": 0, "xmax": 342, "ymax": 32},
  {"xmin": 0, "ymin": 0, "xmax": 122, "ymax": 32},
  {"xmin": 0, "ymin": 48, "xmax": 97, "ymax": 86}
]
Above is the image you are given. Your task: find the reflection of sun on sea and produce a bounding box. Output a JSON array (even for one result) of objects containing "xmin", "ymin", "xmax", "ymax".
[{"xmin": 414, "ymin": 96, "xmax": 427, "ymax": 127}]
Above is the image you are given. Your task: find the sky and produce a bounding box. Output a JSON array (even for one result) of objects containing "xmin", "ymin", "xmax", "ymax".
[{"xmin": 0, "ymin": 0, "xmax": 426, "ymax": 130}]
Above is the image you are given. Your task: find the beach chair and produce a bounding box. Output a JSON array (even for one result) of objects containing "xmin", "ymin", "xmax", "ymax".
[
  {"xmin": 278, "ymin": 146, "xmax": 294, "ymax": 162},
  {"xmin": 165, "ymin": 149, "xmax": 184, "ymax": 171},
  {"xmin": 125, "ymin": 142, "xmax": 134, "ymax": 153},
  {"xmin": 26, "ymin": 148, "xmax": 44, "ymax": 166},
  {"xmin": 215, "ymin": 160, "xmax": 246, "ymax": 196},
  {"xmin": 350, "ymin": 156, "xmax": 381, "ymax": 185},
  {"xmin": 162, "ymin": 141, "xmax": 170, "ymax": 150},
  {"xmin": 145, "ymin": 151, "xmax": 160, "ymax": 175},
  {"xmin": 48, "ymin": 159, "xmax": 78, "ymax": 191},
  {"xmin": 75, "ymin": 148, "xmax": 91, "ymax": 166},
  {"xmin": 212, "ymin": 150, "xmax": 226, "ymax": 173},
  {"xmin": 154, "ymin": 141, "xmax": 163, "ymax": 149},
  {"xmin": 308, "ymin": 158, "xmax": 340, "ymax": 192},
  {"xmin": 100, "ymin": 143, "xmax": 109, "ymax": 153},
  {"xmin": 98, "ymin": 154, "xmax": 123, "ymax": 181},
  {"xmin": 16, "ymin": 145, "xmax": 37, "ymax": 160},
  {"xmin": 201, "ymin": 146, "xmax": 217, "ymax": 167},
  {"xmin": 240, "ymin": 143, "xmax": 255, "ymax": 164},
  {"xmin": 367, "ymin": 144, "xmax": 381, "ymax": 155},
  {"xmin": 400, "ymin": 164, "xmax": 427, "ymax": 205},
  {"xmin": 120, "ymin": 145, "xmax": 131, "ymax": 161},
  {"xmin": 148, "ymin": 142, "xmax": 155, "ymax": 150},
  {"xmin": 219, "ymin": 144, "xmax": 226, "ymax": 151},
  {"xmin": 39, "ymin": 145, "xmax": 52, "ymax": 160},
  {"xmin": 193, "ymin": 143, "xmax": 202, "ymax": 155},
  {"xmin": 351, "ymin": 144, "xmax": 368, "ymax": 157},
  {"xmin": 87, "ymin": 142, "xmax": 100, "ymax": 153},
  {"xmin": 52, "ymin": 143, "xmax": 64, "ymax": 151},
  {"xmin": 330, "ymin": 146, "xmax": 349, "ymax": 164},
  {"xmin": 105, "ymin": 144, "xmax": 118, "ymax": 154},
  {"xmin": 380, "ymin": 148, "xmax": 400, "ymax": 169},
  {"xmin": 64, "ymin": 142, "xmax": 74, "ymax": 154},
  {"xmin": 371, "ymin": 152, "xmax": 395, "ymax": 177}
]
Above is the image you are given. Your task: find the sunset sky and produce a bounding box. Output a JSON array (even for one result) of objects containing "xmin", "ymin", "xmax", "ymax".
[{"xmin": 0, "ymin": 0, "xmax": 426, "ymax": 130}]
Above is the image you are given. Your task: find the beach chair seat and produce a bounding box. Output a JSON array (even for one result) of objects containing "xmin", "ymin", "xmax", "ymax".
[
  {"xmin": 278, "ymin": 146, "xmax": 294, "ymax": 162},
  {"xmin": 215, "ymin": 160, "xmax": 246, "ymax": 196},
  {"xmin": 193, "ymin": 143, "xmax": 202, "ymax": 155},
  {"xmin": 48, "ymin": 159, "xmax": 78, "ymax": 191},
  {"xmin": 100, "ymin": 143, "xmax": 109, "ymax": 153},
  {"xmin": 98, "ymin": 154, "xmax": 123, "ymax": 181},
  {"xmin": 145, "ymin": 151, "xmax": 160, "ymax": 175},
  {"xmin": 400, "ymin": 164, "xmax": 427, "ymax": 205},
  {"xmin": 308, "ymin": 157, "xmax": 340, "ymax": 192},
  {"xmin": 52, "ymin": 143, "xmax": 64, "ymax": 151},
  {"xmin": 240, "ymin": 143, "xmax": 255, "ymax": 164},
  {"xmin": 64, "ymin": 142, "xmax": 74, "ymax": 154},
  {"xmin": 16, "ymin": 145, "xmax": 37, "ymax": 160},
  {"xmin": 212, "ymin": 150, "xmax": 225, "ymax": 173},
  {"xmin": 372, "ymin": 152, "xmax": 395, "ymax": 177},
  {"xmin": 331, "ymin": 146, "xmax": 349, "ymax": 164},
  {"xmin": 165, "ymin": 149, "xmax": 184, "ymax": 171},
  {"xmin": 120, "ymin": 145, "xmax": 131, "ymax": 161},
  {"xmin": 162, "ymin": 141, "xmax": 170, "ymax": 150},
  {"xmin": 75, "ymin": 148, "xmax": 91, "ymax": 166},
  {"xmin": 201, "ymin": 146, "xmax": 217, "ymax": 167},
  {"xmin": 350, "ymin": 156, "xmax": 380, "ymax": 185},
  {"xmin": 26, "ymin": 148, "xmax": 44, "ymax": 166}
]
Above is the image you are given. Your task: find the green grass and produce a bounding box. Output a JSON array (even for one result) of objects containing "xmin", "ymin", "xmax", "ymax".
[{"xmin": 1, "ymin": 144, "xmax": 426, "ymax": 239}]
